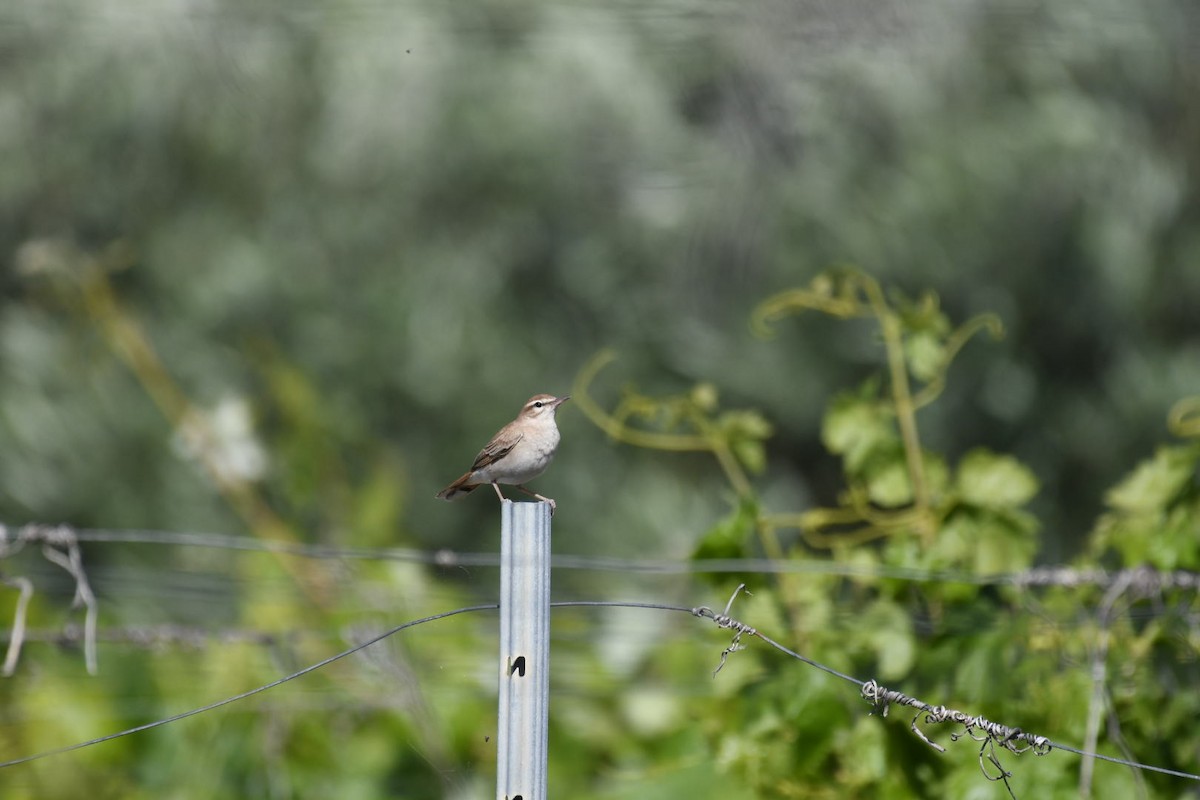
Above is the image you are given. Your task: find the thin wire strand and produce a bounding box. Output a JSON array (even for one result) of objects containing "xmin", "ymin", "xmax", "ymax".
[
  {"xmin": 565, "ymin": 598, "xmax": 1200, "ymax": 785},
  {"xmin": 1047, "ymin": 742, "xmax": 1200, "ymax": 782},
  {"xmin": 0, "ymin": 603, "xmax": 497, "ymax": 769},
  {"xmin": 2, "ymin": 537, "xmax": 1200, "ymax": 786},
  {"xmin": 68, "ymin": 527, "xmax": 1200, "ymax": 589},
  {"xmin": 0, "ymin": 580, "xmax": 1196, "ymax": 785}
]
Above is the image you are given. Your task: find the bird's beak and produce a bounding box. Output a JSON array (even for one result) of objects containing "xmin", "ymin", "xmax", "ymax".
[{"xmin": 553, "ymin": 395, "xmax": 571, "ymax": 408}]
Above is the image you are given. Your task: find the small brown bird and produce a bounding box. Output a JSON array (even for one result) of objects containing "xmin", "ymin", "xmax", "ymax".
[{"xmin": 436, "ymin": 394, "xmax": 569, "ymax": 512}]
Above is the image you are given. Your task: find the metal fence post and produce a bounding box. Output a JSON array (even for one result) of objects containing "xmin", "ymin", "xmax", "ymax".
[{"xmin": 496, "ymin": 500, "xmax": 551, "ymax": 800}]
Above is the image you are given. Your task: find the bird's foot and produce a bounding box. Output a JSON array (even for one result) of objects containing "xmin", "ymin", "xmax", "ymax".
[{"xmin": 515, "ymin": 485, "xmax": 556, "ymax": 515}]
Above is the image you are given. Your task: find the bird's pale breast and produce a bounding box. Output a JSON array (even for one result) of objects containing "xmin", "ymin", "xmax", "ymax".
[{"xmin": 471, "ymin": 424, "xmax": 560, "ymax": 485}]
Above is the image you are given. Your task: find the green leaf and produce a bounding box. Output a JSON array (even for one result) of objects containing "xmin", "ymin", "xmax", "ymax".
[
  {"xmin": 862, "ymin": 600, "xmax": 916, "ymax": 679},
  {"xmin": 732, "ymin": 437, "xmax": 767, "ymax": 474},
  {"xmin": 692, "ymin": 497, "xmax": 758, "ymax": 560},
  {"xmin": 905, "ymin": 330, "xmax": 945, "ymax": 383},
  {"xmin": 922, "ymin": 451, "xmax": 952, "ymax": 504},
  {"xmin": 973, "ymin": 510, "xmax": 1038, "ymax": 573},
  {"xmin": 1105, "ymin": 445, "xmax": 1197, "ymax": 513},
  {"xmin": 822, "ymin": 386, "xmax": 897, "ymax": 472},
  {"xmin": 720, "ymin": 409, "xmax": 773, "ymax": 440},
  {"xmin": 952, "ymin": 629, "xmax": 1011, "ymax": 703},
  {"xmin": 864, "ymin": 459, "xmax": 912, "ymax": 506},
  {"xmin": 955, "ymin": 448, "xmax": 1039, "ymax": 509}
]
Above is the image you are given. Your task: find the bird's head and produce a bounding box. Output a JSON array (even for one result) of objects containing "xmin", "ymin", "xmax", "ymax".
[{"xmin": 520, "ymin": 394, "xmax": 570, "ymax": 420}]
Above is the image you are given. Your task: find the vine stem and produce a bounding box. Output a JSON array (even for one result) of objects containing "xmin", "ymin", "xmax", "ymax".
[{"xmin": 863, "ymin": 278, "xmax": 934, "ymax": 545}]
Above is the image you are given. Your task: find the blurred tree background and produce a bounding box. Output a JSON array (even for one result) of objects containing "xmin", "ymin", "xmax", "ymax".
[{"xmin": 0, "ymin": 0, "xmax": 1198, "ymax": 797}]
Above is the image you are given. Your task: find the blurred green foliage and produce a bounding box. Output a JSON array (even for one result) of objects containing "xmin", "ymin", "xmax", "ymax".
[{"xmin": 1, "ymin": 0, "xmax": 1199, "ymax": 797}]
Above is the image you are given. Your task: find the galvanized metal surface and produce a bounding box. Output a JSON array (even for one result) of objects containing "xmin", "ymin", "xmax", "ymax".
[{"xmin": 496, "ymin": 501, "xmax": 551, "ymax": 800}]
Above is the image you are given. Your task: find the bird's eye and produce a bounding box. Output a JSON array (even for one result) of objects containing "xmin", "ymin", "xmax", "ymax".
[{"xmin": 533, "ymin": 401, "xmax": 544, "ymax": 408}]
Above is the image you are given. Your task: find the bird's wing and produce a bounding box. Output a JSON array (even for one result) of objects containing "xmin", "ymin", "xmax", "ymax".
[{"xmin": 470, "ymin": 432, "xmax": 522, "ymax": 472}]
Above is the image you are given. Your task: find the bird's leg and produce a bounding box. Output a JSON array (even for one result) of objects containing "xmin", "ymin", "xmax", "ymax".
[
  {"xmin": 491, "ymin": 482, "xmax": 508, "ymax": 502},
  {"xmin": 515, "ymin": 484, "xmax": 556, "ymax": 514}
]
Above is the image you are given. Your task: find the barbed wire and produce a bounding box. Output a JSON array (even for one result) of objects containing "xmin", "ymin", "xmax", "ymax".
[
  {"xmin": 0, "ymin": 623, "xmax": 279, "ymax": 649},
  {"xmin": 53, "ymin": 524, "xmax": 1200, "ymax": 589},
  {"xmin": 0, "ymin": 589, "xmax": 1196, "ymax": 798},
  {"xmin": 860, "ymin": 680, "xmax": 1051, "ymax": 798},
  {"xmin": 4, "ymin": 523, "xmax": 1199, "ymax": 794},
  {"xmin": 3, "ymin": 522, "xmax": 1196, "ymax": 684},
  {"xmin": 691, "ymin": 587, "xmax": 1200, "ymax": 798}
]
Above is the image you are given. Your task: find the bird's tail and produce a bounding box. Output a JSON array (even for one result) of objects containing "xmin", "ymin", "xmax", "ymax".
[{"xmin": 436, "ymin": 474, "xmax": 478, "ymax": 501}]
